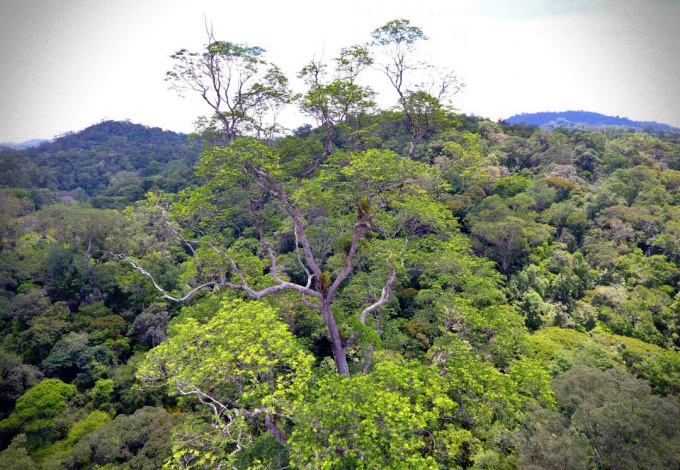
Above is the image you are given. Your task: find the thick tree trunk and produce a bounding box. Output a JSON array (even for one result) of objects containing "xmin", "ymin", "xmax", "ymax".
[
  {"xmin": 408, "ymin": 138, "xmax": 417, "ymax": 159},
  {"xmin": 321, "ymin": 300, "xmax": 350, "ymax": 377},
  {"xmin": 324, "ymin": 125, "xmax": 336, "ymax": 156},
  {"xmin": 264, "ymin": 413, "xmax": 290, "ymax": 448}
]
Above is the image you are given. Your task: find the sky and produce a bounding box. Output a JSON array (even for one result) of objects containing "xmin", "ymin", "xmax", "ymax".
[{"xmin": 1, "ymin": 0, "xmax": 679, "ymax": 142}]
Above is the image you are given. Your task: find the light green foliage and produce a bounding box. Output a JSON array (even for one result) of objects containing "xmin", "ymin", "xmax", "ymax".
[
  {"xmin": 491, "ymin": 174, "xmax": 532, "ymax": 198},
  {"xmin": 140, "ymin": 298, "xmax": 313, "ymax": 407},
  {"xmin": 290, "ymin": 359, "xmax": 448, "ymax": 469},
  {"xmin": 66, "ymin": 410, "xmax": 111, "ymax": 445},
  {"xmin": 408, "ymin": 236, "xmax": 527, "ymax": 366},
  {"xmin": 294, "ymin": 147, "xmax": 443, "ymax": 215},
  {"xmin": 145, "ymin": 300, "xmax": 310, "ymax": 406},
  {"xmin": 88, "ymin": 378, "xmax": 115, "ymax": 412},
  {"xmin": 593, "ymin": 331, "xmax": 680, "ymax": 395},
  {"xmin": 508, "ymin": 358, "xmax": 556, "ymax": 407},
  {"xmin": 0, "ymin": 379, "xmax": 76, "ymax": 449},
  {"xmin": 3, "ymin": 18, "xmax": 680, "ymax": 470},
  {"xmin": 139, "ymin": 298, "xmax": 314, "ymax": 467},
  {"xmin": 527, "ymin": 327, "xmax": 680, "ymax": 393},
  {"xmin": 198, "ymin": 137, "xmax": 283, "ymax": 185},
  {"xmin": 155, "ymin": 136, "xmax": 459, "ymax": 378},
  {"xmin": 428, "ymin": 335, "xmax": 554, "ymax": 432},
  {"xmin": 527, "ymin": 327, "xmax": 623, "ymax": 376},
  {"xmin": 140, "ymin": 294, "xmax": 538, "ymax": 468},
  {"xmin": 527, "ymin": 327, "xmax": 592, "ymax": 361}
]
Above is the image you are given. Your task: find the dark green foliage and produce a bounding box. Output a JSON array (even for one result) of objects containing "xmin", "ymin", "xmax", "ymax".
[
  {"xmin": 0, "ymin": 352, "xmax": 43, "ymax": 415},
  {"xmin": 128, "ymin": 303, "xmax": 170, "ymax": 347},
  {"xmin": 41, "ymin": 332, "xmax": 113, "ymax": 387},
  {"xmin": 0, "ymin": 434, "xmax": 38, "ymax": 470},
  {"xmin": 0, "ymin": 18, "xmax": 680, "ymax": 469},
  {"xmin": 0, "ymin": 114, "xmax": 677, "ymax": 468},
  {"xmin": 2, "ymin": 121, "xmax": 199, "ymax": 208},
  {"xmin": 66, "ymin": 406, "xmax": 181, "ymax": 469},
  {"xmin": 520, "ymin": 366, "xmax": 680, "ymax": 469}
]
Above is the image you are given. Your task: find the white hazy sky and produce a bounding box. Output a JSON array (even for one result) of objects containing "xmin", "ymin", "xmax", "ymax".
[{"xmin": 1, "ymin": 0, "xmax": 679, "ymax": 142}]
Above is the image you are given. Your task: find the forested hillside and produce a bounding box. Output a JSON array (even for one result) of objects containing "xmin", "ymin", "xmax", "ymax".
[
  {"xmin": 1, "ymin": 20, "xmax": 679, "ymax": 469},
  {"xmin": 0, "ymin": 120, "xmax": 200, "ymax": 209}
]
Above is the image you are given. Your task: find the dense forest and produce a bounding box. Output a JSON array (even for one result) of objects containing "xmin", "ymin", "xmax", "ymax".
[{"xmin": 1, "ymin": 19, "xmax": 679, "ymax": 469}]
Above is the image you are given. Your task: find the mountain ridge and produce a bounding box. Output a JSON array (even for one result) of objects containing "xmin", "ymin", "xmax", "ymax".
[
  {"xmin": 505, "ymin": 110, "xmax": 680, "ymax": 132},
  {"xmin": 0, "ymin": 120, "xmax": 200, "ymax": 208},
  {"xmin": 0, "ymin": 138, "xmax": 48, "ymax": 150}
]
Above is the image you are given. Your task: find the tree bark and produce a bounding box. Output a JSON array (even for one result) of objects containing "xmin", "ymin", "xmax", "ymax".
[
  {"xmin": 323, "ymin": 124, "xmax": 335, "ymax": 156},
  {"xmin": 320, "ymin": 299, "xmax": 350, "ymax": 377},
  {"xmin": 264, "ymin": 413, "xmax": 290, "ymax": 448},
  {"xmin": 408, "ymin": 138, "xmax": 418, "ymax": 159}
]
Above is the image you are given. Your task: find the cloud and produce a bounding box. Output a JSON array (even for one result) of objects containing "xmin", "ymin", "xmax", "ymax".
[{"xmin": 472, "ymin": 0, "xmax": 612, "ymax": 19}]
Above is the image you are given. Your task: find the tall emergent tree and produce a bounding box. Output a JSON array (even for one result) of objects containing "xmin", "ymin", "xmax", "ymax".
[
  {"xmin": 124, "ymin": 21, "xmax": 540, "ymax": 468},
  {"xmin": 127, "ymin": 139, "xmax": 449, "ymax": 377},
  {"xmin": 371, "ymin": 19, "xmax": 463, "ymax": 157},
  {"xmin": 128, "ymin": 24, "xmax": 456, "ymax": 377},
  {"xmin": 298, "ymin": 45, "xmax": 376, "ymax": 156},
  {"xmin": 166, "ymin": 30, "xmax": 292, "ymax": 143}
]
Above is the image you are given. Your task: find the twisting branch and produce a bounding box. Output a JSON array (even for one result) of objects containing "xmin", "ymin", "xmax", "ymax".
[
  {"xmin": 359, "ymin": 266, "xmax": 397, "ymax": 324},
  {"xmin": 118, "ymin": 250, "xmax": 322, "ymax": 303},
  {"xmin": 238, "ymin": 160, "xmax": 323, "ymax": 280},
  {"xmin": 344, "ymin": 265, "xmax": 398, "ymax": 350},
  {"xmin": 118, "ymin": 255, "xmax": 219, "ymax": 302},
  {"xmin": 176, "ymin": 384, "xmax": 290, "ymax": 449},
  {"xmin": 278, "ymin": 193, "xmax": 324, "ymax": 279},
  {"xmin": 294, "ymin": 226, "xmax": 315, "ymax": 288},
  {"xmin": 177, "ymin": 383, "xmax": 232, "ymax": 423},
  {"xmin": 327, "ymin": 209, "xmax": 371, "ymax": 300},
  {"xmin": 257, "ymin": 228, "xmax": 320, "ymax": 311}
]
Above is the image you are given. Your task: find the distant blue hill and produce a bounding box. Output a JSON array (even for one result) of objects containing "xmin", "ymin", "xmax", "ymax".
[
  {"xmin": 505, "ymin": 111, "xmax": 680, "ymax": 132},
  {"xmin": 0, "ymin": 138, "xmax": 48, "ymax": 150}
]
